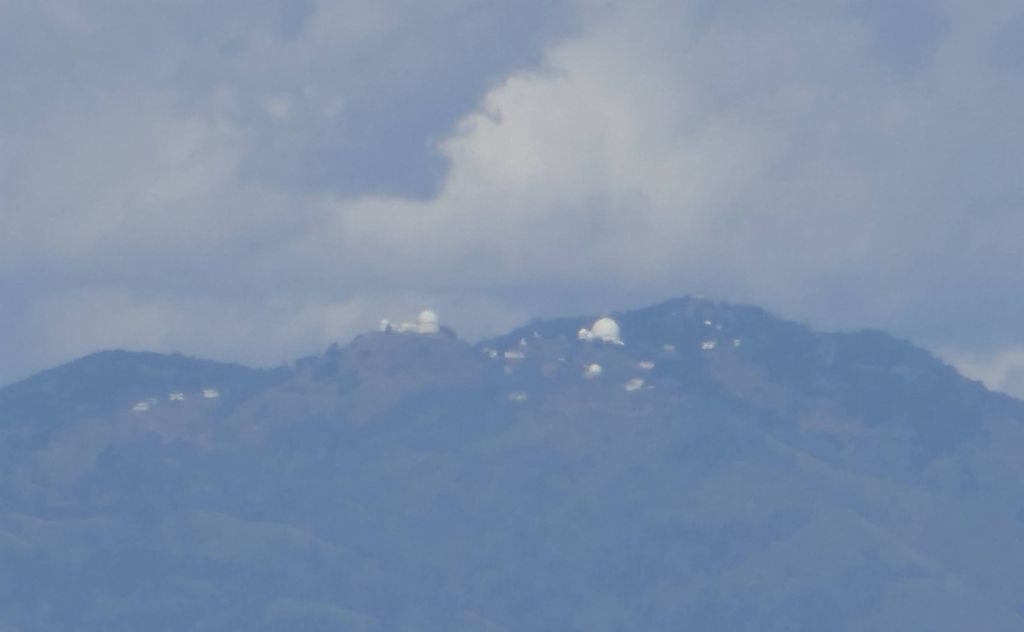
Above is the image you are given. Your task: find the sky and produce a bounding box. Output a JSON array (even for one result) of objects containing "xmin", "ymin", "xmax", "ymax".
[{"xmin": 2, "ymin": 0, "xmax": 1024, "ymax": 396}]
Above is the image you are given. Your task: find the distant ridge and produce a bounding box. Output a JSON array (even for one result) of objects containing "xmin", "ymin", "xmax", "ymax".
[{"xmin": 2, "ymin": 296, "xmax": 1023, "ymax": 630}]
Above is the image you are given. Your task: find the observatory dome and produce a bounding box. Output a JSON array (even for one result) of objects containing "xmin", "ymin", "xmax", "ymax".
[
  {"xmin": 590, "ymin": 317, "xmax": 622, "ymax": 344},
  {"xmin": 417, "ymin": 309, "xmax": 440, "ymax": 334}
]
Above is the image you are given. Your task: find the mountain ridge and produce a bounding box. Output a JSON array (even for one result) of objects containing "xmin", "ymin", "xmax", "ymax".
[{"xmin": 2, "ymin": 295, "xmax": 1024, "ymax": 630}]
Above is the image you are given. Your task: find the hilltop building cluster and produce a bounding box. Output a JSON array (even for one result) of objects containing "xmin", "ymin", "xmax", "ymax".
[
  {"xmin": 127, "ymin": 307, "xmax": 750, "ymax": 417},
  {"xmin": 380, "ymin": 309, "xmax": 441, "ymax": 335},
  {"xmin": 131, "ymin": 387, "xmax": 219, "ymax": 413}
]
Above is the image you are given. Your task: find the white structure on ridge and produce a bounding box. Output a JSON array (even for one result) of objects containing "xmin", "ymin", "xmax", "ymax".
[
  {"xmin": 578, "ymin": 317, "xmax": 623, "ymax": 345},
  {"xmin": 382, "ymin": 309, "xmax": 441, "ymax": 335},
  {"xmin": 624, "ymin": 378, "xmax": 645, "ymax": 392},
  {"xmin": 417, "ymin": 309, "xmax": 440, "ymax": 334}
]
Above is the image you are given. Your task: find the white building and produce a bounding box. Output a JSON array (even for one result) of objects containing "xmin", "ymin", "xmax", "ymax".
[
  {"xmin": 416, "ymin": 309, "xmax": 440, "ymax": 334},
  {"xmin": 624, "ymin": 378, "xmax": 645, "ymax": 392},
  {"xmin": 578, "ymin": 317, "xmax": 624, "ymax": 345},
  {"xmin": 382, "ymin": 309, "xmax": 441, "ymax": 335}
]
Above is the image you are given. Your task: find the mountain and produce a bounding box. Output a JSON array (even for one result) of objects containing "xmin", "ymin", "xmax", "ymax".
[{"xmin": 2, "ymin": 297, "xmax": 1024, "ymax": 630}]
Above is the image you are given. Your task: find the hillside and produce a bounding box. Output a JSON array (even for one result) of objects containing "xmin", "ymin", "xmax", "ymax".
[{"xmin": 2, "ymin": 297, "xmax": 1023, "ymax": 630}]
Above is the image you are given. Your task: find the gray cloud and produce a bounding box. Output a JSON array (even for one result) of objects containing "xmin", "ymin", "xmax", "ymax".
[
  {"xmin": 2, "ymin": 0, "xmax": 1024, "ymax": 396},
  {"xmin": 993, "ymin": 13, "xmax": 1024, "ymax": 72},
  {"xmin": 850, "ymin": 0, "xmax": 949, "ymax": 75}
]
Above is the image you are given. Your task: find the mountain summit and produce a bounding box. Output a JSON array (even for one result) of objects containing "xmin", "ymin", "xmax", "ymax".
[{"xmin": 2, "ymin": 297, "xmax": 1023, "ymax": 630}]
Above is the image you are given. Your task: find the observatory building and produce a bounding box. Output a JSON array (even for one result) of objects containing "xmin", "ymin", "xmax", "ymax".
[
  {"xmin": 381, "ymin": 309, "xmax": 442, "ymax": 335},
  {"xmin": 578, "ymin": 317, "xmax": 623, "ymax": 345},
  {"xmin": 624, "ymin": 378, "xmax": 645, "ymax": 392}
]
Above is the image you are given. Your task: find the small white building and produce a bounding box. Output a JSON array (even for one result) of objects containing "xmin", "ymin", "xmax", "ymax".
[
  {"xmin": 624, "ymin": 378, "xmax": 645, "ymax": 392},
  {"xmin": 416, "ymin": 309, "xmax": 440, "ymax": 334},
  {"xmin": 578, "ymin": 317, "xmax": 624, "ymax": 345},
  {"xmin": 381, "ymin": 309, "xmax": 442, "ymax": 335}
]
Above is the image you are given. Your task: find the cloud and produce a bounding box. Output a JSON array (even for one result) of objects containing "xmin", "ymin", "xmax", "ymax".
[
  {"xmin": 2, "ymin": 0, "xmax": 1024, "ymax": 394},
  {"xmin": 939, "ymin": 346, "xmax": 1024, "ymax": 400},
  {"xmin": 311, "ymin": 0, "xmax": 1024, "ymax": 335},
  {"xmin": 0, "ymin": 0, "xmax": 573, "ymax": 382}
]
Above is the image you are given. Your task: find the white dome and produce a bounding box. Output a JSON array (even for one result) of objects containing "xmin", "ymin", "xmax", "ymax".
[
  {"xmin": 417, "ymin": 309, "xmax": 439, "ymax": 324},
  {"xmin": 590, "ymin": 317, "xmax": 622, "ymax": 344},
  {"xmin": 416, "ymin": 309, "xmax": 440, "ymax": 334}
]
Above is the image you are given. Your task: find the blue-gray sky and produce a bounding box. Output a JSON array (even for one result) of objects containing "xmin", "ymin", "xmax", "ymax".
[{"xmin": 3, "ymin": 0, "xmax": 1024, "ymax": 395}]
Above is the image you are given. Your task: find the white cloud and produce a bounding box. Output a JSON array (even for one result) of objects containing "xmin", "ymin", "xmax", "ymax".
[
  {"xmin": 307, "ymin": 0, "xmax": 1017, "ymax": 331},
  {"xmin": 939, "ymin": 346, "xmax": 1024, "ymax": 400},
  {"xmin": 3, "ymin": 0, "xmax": 1024, "ymax": 393}
]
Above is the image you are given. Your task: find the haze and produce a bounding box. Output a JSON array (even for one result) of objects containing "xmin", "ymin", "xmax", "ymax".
[{"xmin": 3, "ymin": 0, "xmax": 1023, "ymax": 396}]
